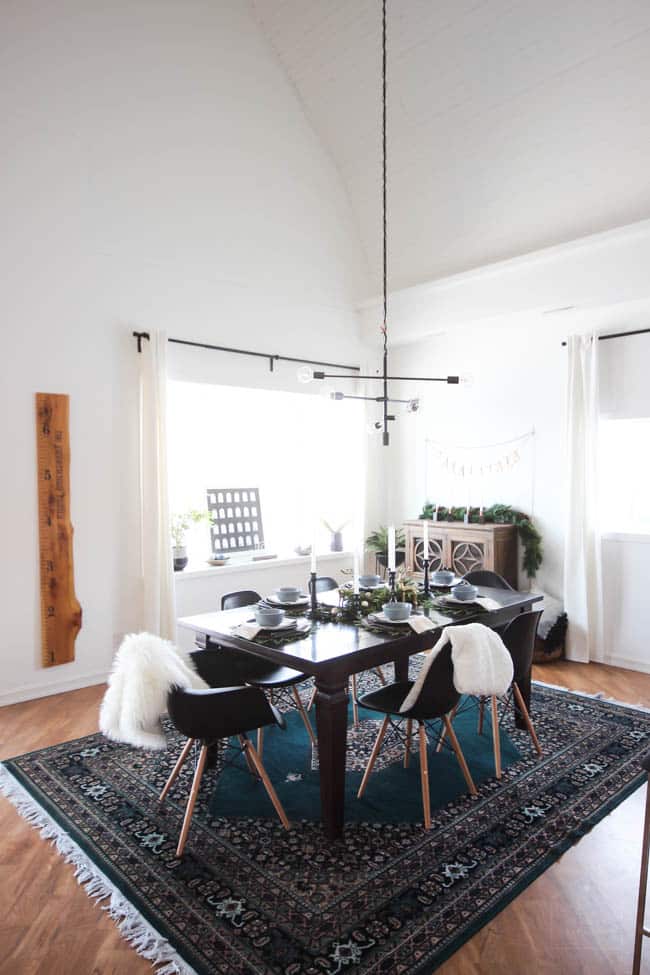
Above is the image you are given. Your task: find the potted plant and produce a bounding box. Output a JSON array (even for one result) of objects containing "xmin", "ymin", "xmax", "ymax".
[
  {"xmin": 170, "ymin": 509, "xmax": 209, "ymax": 571},
  {"xmin": 365, "ymin": 525, "xmax": 406, "ymax": 569},
  {"xmin": 322, "ymin": 519, "xmax": 350, "ymax": 552}
]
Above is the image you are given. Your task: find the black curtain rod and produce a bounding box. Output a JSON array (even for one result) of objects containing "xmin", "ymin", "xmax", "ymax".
[
  {"xmin": 561, "ymin": 326, "xmax": 650, "ymax": 347},
  {"xmin": 132, "ymin": 332, "xmax": 360, "ymax": 373}
]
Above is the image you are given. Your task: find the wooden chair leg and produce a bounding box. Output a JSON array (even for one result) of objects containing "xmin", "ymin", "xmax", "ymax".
[
  {"xmin": 512, "ymin": 682, "xmax": 542, "ymax": 755},
  {"xmin": 357, "ymin": 715, "xmax": 390, "ymax": 798},
  {"xmin": 307, "ymin": 684, "xmax": 318, "ymax": 712},
  {"xmin": 436, "ymin": 701, "xmax": 458, "ymax": 753},
  {"xmin": 244, "ymin": 739, "xmax": 290, "ymax": 830},
  {"xmin": 351, "ymin": 674, "xmax": 359, "ymax": 728},
  {"xmin": 491, "ymin": 695, "xmax": 502, "ymax": 779},
  {"xmin": 257, "ymin": 726, "xmax": 264, "ymax": 760},
  {"xmin": 159, "ymin": 738, "xmax": 194, "ymax": 803},
  {"xmin": 291, "ymin": 685, "xmax": 317, "ymax": 746},
  {"xmin": 418, "ymin": 723, "xmax": 431, "ymax": 830},
  {"xmin": 239, "ymin": 734, "xmax": 259, "ymax": 777},
  {"xmin": 444, "ymin": 714, "xmax": 478, "ymax": 796},
  {"xmin": 404, "ymin": 718, "xmax": 413, "ymax": 768},
  {"xmin": 375, "ymin": 666, "xmax": 387, "ymax": 686},
  {"xmin": 478, "ymin": 697, "xmax": 485, "ymax": 735},
  {"xmin": 633, "ymin": 774, "xmax": 650, "ymax": 975},
  {"xmin": 176, "ymin": 744, "xmax": 208, "ymax": 858}
]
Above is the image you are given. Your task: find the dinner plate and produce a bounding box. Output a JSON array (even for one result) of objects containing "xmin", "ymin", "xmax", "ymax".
[
  {"xmin": 368, "ymin": 612, "xmax": 413, "ymax": 626},
  {"xmin": 265, "ymin": 593, "xmax": 310, "ymax": 607},
  {"xmin": 248, "ymin": 617, "xmax": 300, "ymax": 631}
]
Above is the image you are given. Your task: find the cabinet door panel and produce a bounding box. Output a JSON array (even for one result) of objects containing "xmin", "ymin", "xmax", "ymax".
[
  {"xmin": 412, "ymin": 534, "xmax": 445, "ymax": 572},
  {"xmin": 450, "ymin": 538, "xmax": 486, "ymax": 576}
]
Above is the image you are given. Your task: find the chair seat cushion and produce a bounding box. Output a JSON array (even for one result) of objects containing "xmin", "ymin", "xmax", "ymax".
[
  {"xmin": 246, "ymin": 665, "xmax": 307, "ymax": 688},
  {"xmin": 357, "ymin": 681, "xmax": 415, "ymax": 716}
]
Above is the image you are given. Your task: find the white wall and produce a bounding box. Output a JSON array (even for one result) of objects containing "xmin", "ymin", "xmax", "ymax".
[
  {"xmin": 0, "ymin": 0, "xmax": 368, "ymax": 705},
  {"xmin": 362, "ymin": 225, "xmax": 650, "ymax": 670}
]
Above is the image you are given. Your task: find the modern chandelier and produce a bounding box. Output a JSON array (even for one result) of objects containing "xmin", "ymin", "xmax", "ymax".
[{"xmin": 298, "ymin": 0, "xmax": 459, "ymax": 446}]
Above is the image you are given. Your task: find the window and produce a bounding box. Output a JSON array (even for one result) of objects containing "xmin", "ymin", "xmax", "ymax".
[
  {"xmin": 599, "ymin": 417, "xmax": 650, "ymax": 534},
  {"xmin": 167, "ymin": 381, "xmax": 366, "ymax": 565}
]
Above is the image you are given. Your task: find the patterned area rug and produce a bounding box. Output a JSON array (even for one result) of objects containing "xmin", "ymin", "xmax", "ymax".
[{"xmin": 2, "ymin": 678, "xmax": 649, "ymax": 975}]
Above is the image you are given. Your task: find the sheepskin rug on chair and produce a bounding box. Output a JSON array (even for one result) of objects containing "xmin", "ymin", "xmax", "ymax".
[{"xmin": 99, "ymin": 632, "xmax": 208, "ymax": 750}]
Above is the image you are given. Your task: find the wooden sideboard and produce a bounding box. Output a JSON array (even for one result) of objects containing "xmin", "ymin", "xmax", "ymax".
[{"xmin": 403, "ymin": 519, "xmax": 518, "ymax": 588}]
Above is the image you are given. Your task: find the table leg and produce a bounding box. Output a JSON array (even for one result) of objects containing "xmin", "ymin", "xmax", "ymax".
[
  {"xmin": 393, "ymin": 654, "xmax": 409, "ymax": 683},
  {"xmin": 315, "ymin": 676, "xmax": 349, "ymax": 841}
]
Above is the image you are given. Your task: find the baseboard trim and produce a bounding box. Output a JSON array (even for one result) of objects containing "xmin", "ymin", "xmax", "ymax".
[
  {"xmin": 601, "ymin": 655, "xmax": 650, "ymax": 675},
  {"xmin": 0, "ymin": 671, "xmax": 109, "ymax": 707}
]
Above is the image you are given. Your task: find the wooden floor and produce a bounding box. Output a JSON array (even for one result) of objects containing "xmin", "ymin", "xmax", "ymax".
[{"xmin": 1, "ymin": 661, "xmax": 650, "ymax": 974}]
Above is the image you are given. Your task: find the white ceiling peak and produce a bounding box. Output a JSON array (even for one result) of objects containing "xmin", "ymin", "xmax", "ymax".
[{"xmin": 252, "ymin": 0, "xmax": 650, "ymax": 297}]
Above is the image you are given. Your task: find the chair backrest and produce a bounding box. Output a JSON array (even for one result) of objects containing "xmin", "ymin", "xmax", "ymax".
[
  {"xmin": 308, "ymin": 576, "xmax": 338, "ymax": 594},
  {"xmin": 462, "ymin": 569, "xmax": 514, "ymax": 590},
  {"xmin": 168, "ymin": 682, "xmax": 277, "ymax": 741},
  {"xmin": 221, "ymin": 589, "xmax": 261, "ymax": 610},
  {"xmin": 408, "ymin": 643, "xmax": 459, "ymax": 719},
  {"xmin": 500, "ymin": 610, "xmax": 543, "ymax": 684}
]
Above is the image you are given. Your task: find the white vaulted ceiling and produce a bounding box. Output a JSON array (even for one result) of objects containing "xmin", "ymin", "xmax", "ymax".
[{"xmin": 251, "ymin": 0, "xmax": 650, "ymax": 297}]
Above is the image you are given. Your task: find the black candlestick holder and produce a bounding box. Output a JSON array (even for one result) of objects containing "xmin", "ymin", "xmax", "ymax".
[
  {"xmin": 388, "ymin": 569, "xmax": 397, "ymax": 601},
  {"xmin": 309, "ymin": 571, "xmax": 319, "ymax": 619},
  {"xmin": 422, "ymin": 557, "xmax": 430, "ymax": 598}
]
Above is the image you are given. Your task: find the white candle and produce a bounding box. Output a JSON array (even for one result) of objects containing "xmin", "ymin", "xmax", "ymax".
[
  {"xmin": 353, "ymin": 551, "xmax": 359, "ymax": 594},
  {"xmin": 433, "ymin": 504, "xmax": 438, "ymax": 522},
  {"xmin": 310, "ymin": 538, "xmax": 317, "ymax": 574},
  {"xmin": 422, "ymin": 519, "xmax": 429, "ymax": 559},
  {"xmin": 388, "ymin": 525, "xmax": 396, "ymax": 571}
]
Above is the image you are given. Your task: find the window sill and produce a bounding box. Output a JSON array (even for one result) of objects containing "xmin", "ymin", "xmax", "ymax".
[
  {"xmin": 173, "ymin": 550, "xmax": 354, "ymax": 581},
  {"xmin": 601, "ymin": 532, "xmax": 650, "ymax": 544}
]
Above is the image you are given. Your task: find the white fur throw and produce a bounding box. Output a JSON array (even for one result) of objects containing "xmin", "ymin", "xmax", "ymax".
[
  {"xmin": 99, "ymin": 632, "xmax": 209, "ymax": 750},
  {"xmin": 400, "ymin": 623, "xmax": 513, "ymax": 713}
]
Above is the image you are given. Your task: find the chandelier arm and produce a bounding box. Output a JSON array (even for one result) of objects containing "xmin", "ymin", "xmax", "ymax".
[{"xmin": 316, "ymin": 372, "xmax": 459, "ymax": 383}]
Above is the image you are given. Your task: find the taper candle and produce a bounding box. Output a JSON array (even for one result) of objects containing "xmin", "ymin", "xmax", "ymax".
[
  {"xmin": 387, "ymin": 525, "xmax": 396, "ymax": 572},
  {"xmin": 353, "ymin": 551, "xmax": 359, "ymax": 594},
  {"xmin": 422, "ymin": 518, "xmax": 429, "ymax": 559}
]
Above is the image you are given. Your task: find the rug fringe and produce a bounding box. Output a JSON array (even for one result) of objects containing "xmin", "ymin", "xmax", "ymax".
[
  {"xmin": 533, "ymin": 679, "xmax": 650, "ymax": 713},
  {"xmin": 0, "ymin": 764, "xmax": 197, "ymax": 975}
]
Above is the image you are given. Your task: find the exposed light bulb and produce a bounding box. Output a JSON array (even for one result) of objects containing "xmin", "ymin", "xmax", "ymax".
[
  {"xmin": 459, "ymin": 373, "xmax": 475, "ymax": 386},
  {"xmin": 404, "ymin": 398, "xmax": 419, "ymax": 414},
  {"xmin": 366, "ymin": 419, "xmax": 382, "ymax": 435},
  {"xmin": 319, "ymin": 383, "xmax": 336, "ymax": 399},
  {"xmin": 297, "ymin": 366, "xmax": 314, "ymax": 384}
]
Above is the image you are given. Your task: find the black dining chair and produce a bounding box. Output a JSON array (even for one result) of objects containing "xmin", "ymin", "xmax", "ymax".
[
  {"xmin": 159, "ymin": 650, "xmax": 290, "ymax": 857},
  {"xmin": 439, "ymin": 610, "xmax": 543, "ymax": 779},
  {"xmin": 633, "ymin": 751, "xmax": 650, "ymax": 975},
  {"xmin": 219, "ymin": 589, "xmax": 316, "ymax": 755},
  {"xmin": 462, "ymin": 569, "xmax": 514, "ymax": 590},
  {"xmin": 307, "ymin": 576, "xmax": 339, "ymax": 595},
  {"xmin": 355, "ymin": 643, "xmax": 477, "ymax": 829}
]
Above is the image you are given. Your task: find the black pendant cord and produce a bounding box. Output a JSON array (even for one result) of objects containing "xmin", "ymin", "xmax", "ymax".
[{"xmin": 381, "ymin": 0, "xmax": 390, "ymax": 446}]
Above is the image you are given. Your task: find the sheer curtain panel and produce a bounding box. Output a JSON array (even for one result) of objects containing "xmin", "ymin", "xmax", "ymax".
[
  {"xmin": 138, "ymin": 330, "xmax": 175, "ymax": 639},
  {"xmin": 563, "ymin": 333, "xmax": 603, "ymax": 662}
]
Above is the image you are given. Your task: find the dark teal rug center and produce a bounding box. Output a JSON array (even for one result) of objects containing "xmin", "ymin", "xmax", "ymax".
[{"xmin": 212, "ymin": 696, "xmax": 521, "ymax": 822}]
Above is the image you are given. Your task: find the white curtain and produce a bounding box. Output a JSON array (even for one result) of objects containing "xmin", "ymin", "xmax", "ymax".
[
  {"xmin": 563, "ymin": 333, "xmax": 603, "ymax": 662},
  {"xmin": 139, "ymin": 330, "xmax": 176, "ymax": 639}
]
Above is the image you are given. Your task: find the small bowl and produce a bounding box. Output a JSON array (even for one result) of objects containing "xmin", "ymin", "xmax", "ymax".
[
  {"xmin": 382, "ymin": 601, "xmax": 412, "ymax": 621},
  {"xmin": 450, "ymin": 582, "xmax": 478, "ymax": 601},
  {"xmin": 255, "ymin": 606, "xmax": 285, "ymax": 627},
  {"xmin": 275, "ymin": 587, "xmax": 302, "ymax": 603},
  {"xmin": 359, "ymin": 574, "xmax": 383, "ymax": 588},
  {"xmin": 431, "ymin": 570, "xmax": 454, "ymax": 586}
]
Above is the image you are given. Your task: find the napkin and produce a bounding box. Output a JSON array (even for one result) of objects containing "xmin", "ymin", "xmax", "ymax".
[
  {"xmin": 408, "ymin": 616, "xmax": 436, "ymax": 634},
  {"xmin": 232, "ymin": 622, "xmax": 261, "ymax": 639},
  {"xmin": 444, "ymin": 595, "xmax": 502, "ymax": 612}
]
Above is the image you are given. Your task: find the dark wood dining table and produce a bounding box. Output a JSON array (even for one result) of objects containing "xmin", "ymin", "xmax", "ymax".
[{"xmin": 178, "ymin": 585, "xmax": 542, "ymax": 840}]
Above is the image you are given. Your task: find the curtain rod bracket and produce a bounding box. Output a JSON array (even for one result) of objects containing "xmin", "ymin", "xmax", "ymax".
[{"xmin": 133, "ymin": 331, "xmax": 150, "ymax": 353}]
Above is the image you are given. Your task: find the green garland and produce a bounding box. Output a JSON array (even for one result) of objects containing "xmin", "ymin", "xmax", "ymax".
[{"xmin": 418, "ymin": 502, "xmax": 543, "ymax": 579}]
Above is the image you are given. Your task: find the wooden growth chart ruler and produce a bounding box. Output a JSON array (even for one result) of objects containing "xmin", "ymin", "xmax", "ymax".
[{"xmin": 36, "ymin": 393, "xmax": 82, "ymax": 666}]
